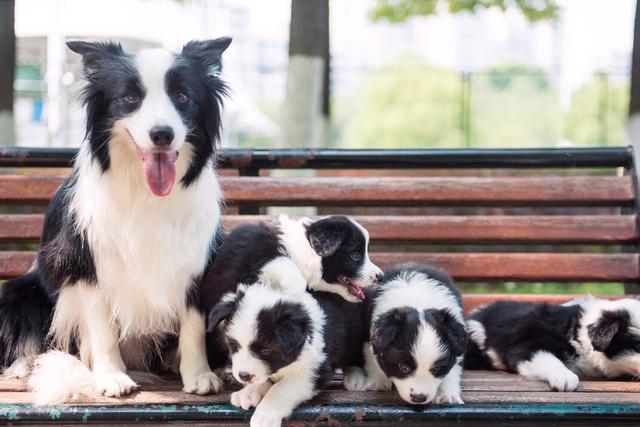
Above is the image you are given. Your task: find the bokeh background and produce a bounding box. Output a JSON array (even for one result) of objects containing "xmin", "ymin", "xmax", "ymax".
[{"xmin": 0, "ymin": 0, "xmax": 635, "ymax": 149}]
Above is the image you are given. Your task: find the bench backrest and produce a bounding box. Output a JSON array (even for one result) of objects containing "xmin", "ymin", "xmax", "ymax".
[{"xmin": 1, "ymin": 147, "xmax": 638, "ymax": 300}]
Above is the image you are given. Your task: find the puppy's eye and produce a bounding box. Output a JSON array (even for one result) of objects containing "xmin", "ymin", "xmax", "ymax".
[
  {"xmin": 398, "ymin": 363, "xmax": 411, "ymax": 374},
  {"xmin": 260, "ymin": 348, "xmax": 272, "ymax": 356},
  {"xmin": 174, "ymin": 92, "xmax": 188, "ymax": 103},
  {"xmin": 351, "ymin": 252, "xmax": 362, "ymax": 262},
  {"xmin": 124, "ymin": 93, "xmax": 139, "ymax": 103}
]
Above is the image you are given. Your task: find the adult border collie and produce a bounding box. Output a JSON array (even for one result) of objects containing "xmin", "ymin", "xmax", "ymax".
[
  {"xmin": 0, "ymin": 38, "xmax": 230, "ymax": 400},
  {"xmin": 465, "ymin": 297, "xmax": 640, "ymax": 391}
]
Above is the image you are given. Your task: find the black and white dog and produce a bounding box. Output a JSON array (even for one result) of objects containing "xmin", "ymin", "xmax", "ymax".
[
  {"xmin": 465, "ymin": 297, "xmax": 640, "ymax": 391},
  {"xmin": 344, "ymin": 264, "xmax": 467, "ymax": 405},
  {"xmin": 201, "ymin": 214, "xmax": 381, "ymax": 370},
  {"xmin": 0, "ymin": 39, "xmax": 231, "ymax": 401},
  {"xmin": 208, "ymin": 282, "xmax": 368, "ymax": 427}
]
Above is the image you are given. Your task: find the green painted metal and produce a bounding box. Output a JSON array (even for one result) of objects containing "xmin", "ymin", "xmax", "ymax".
[{"xmin": 0, "ymin": 403, "xmax": 638, "ymax": 424}]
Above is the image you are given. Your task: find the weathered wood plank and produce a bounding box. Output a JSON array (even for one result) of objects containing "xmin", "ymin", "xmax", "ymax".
[
  {"xmin": 2, "ymin": 214, "xmax": 637, "ymax": 244},
  {"xmin": 0, "ymin": 175, "xmax": 634, "ymax": 206},
  {"xmin": 2, "ymin": 252, "xmax": 638, "ymax": 281}
]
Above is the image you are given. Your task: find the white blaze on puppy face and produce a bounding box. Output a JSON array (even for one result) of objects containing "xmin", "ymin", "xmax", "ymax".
[
  {"xmin": 349, "ymin": 218, "xmax": 383, "ymax": 289},
  {"xmin": 391, "ymin": 324, "xmax": 445, "ymax": 405}
]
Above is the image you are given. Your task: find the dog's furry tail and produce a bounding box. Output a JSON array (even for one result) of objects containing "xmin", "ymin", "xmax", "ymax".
[
  {"xmin": 28, "ymin": 351, "xmax": 97, "ymax": 405},
  {"xmin": 0, "ymin": 270, "xmax": 53, "ymax": 373}
]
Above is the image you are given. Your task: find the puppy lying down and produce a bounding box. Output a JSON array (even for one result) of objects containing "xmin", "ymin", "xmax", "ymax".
[
  {"xmin": 344, "ymin": 263, "xmax": 467, "ymax": 405},
  {"xmin": 208, "ymin": 282, "xmax": 367, "ymax": 427},
  {"xmin": 465, "ymin": 297, "xmax": 640, "ymax": 391}
]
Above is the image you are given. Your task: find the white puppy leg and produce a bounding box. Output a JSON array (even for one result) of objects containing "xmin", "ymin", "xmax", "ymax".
[
  {"xmin": 250, "ymin": 377, "xmax": 315, "ymax": 427},
  {"xmin": 231, "ymin": 381, "xmax": 272, "ymax": 410},
  {"xmin": 361, "ymin": 343, "xmax": 392, "ymax": 391},
  {"xmin": 435, "ymin": 363, "xmax": 464, "ymax": 404},
  {"xmin": 259, "ymin": 257, "xmax": 307, "ymax": 296},
  {"xmin": 517, "ymin": 351, "xmax": 579, "ymax": 392},
  {"xmin": 180, "ymin": 307, "xmax": 222, "ymax": 394}
]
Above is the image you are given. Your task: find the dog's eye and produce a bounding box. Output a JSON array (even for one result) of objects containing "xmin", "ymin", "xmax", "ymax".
[
  {"xmin": 124, "ymin": 93, "xmax": 139, "ymax": 103},
  {"xmin": 174, "ymin": 92, "xmax": 188, "ymax": 103},
  {"xmin": 259, "ymin": 348, "xmax": 272, "ymax": 356},
  {"xmin": 351, "ymin": 252, "xmax": 362, "ymax": 262},
  {"xmin": 398, "ymin": 363, "xmax": 411, "ymax": 374}
]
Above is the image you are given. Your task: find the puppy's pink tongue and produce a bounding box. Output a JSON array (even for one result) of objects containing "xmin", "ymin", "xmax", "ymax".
[{"xmin": 141, "ymin": 151, "xmax": 178, "ymax": 197}]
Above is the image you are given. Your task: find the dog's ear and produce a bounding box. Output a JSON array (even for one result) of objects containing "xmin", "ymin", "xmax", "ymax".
[
  {"xmin": 306, "ymin": 217, "xmax": 352, "ymax": 257},
  {"xmin": 429, "ymin": 309, "xmax": 467, "ymax": 357},
  {"xmin": 371, "ymin": 308, "xmax": 418, "ymax": 354},
  {"xmin": 207, "ymin": 298, "xmax": 236, "ymax": 332},
  {"xmin": 588, "ymin": 310, "xmax": 629, "ymax": 352},
  {"xmin": 271, "ymin": 302, "xmax": 311, "ymax": 363},
  {"xmin": 67, "ymin": 41, "xmax": 124, "ymax": 74},
  {"xmin": 182, "ymin": 37, "xmax": 232, "ymax": 76}
]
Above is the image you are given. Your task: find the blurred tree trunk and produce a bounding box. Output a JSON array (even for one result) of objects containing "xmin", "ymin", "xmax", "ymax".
[
  {"xmin": 630, "ymin": 0, "xmax": 640, "ymax": 117},
  {"xmin": 0, "ymin": 0, "xmax": 16, "ymax": 145},
  {"xmin": 280, "ymin": 0, "xmax": 330, "ymax": 148}
]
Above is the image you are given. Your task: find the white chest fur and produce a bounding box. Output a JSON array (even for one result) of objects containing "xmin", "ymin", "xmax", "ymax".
[{"xmin": 70, "ymin": 144, "xmax": 221, "ymax": 337}]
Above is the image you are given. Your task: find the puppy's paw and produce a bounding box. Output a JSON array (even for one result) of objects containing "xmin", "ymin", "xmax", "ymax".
[
  {"xmin": 343, "ymin": 367, "xmax": 369, "ymax": 391},
  {"xmin": 548, "ymin": 370, "xmax": 579, "ymax": 392},
  {"xmin": 250, "ymin": 407, "xmax": 283, "ymax": 427},
  {"xmin": 435, "ymin": 388, "xmax": 464, "ymax": 404},
  {"xmin": 95, "ymin": 371, "xmax": 138, "ymax": 397},
  {"xmin": 2, "ymin": 358, "xmax": 31, "ymax": 379},
  {"xmin": 231, "ymin": 385, "xmax": 266, "ymax": 410},
  {"xmin": 364, "ymin": 377, "xmax": 392, "ymax": 391},
  {"xmin": 182, "ymin": 371, "xmax": 223, "ymax": 395}
]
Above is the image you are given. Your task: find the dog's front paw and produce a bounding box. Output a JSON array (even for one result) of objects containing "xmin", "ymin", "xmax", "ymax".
[
  {"xmin": 343, "ymin": 367, "xmax": 369, "ymax": 391},
  {"xmin": 182, "ymin": 371, "xmax": 223, "ymax": 395},
  {"xmin": 363, "ymin": 376, "xmax": 392, "ymax": 391},
  {"xmin": 95, "ymin": 371, "xmax": 138, "ymax": 397},
  {"xmin": 435, "ymin": 388, "xmax": 464, "ymax": 404},
  {"xmin": 250, "ymin": 407, "xmax": 283, "ymax": 427},
  {"xmin": 231, "ymin": 385, "xmax": 266, "ymax": 410},
  {"xmin": 3, "ymin": 358, "xmax": 31, "ymax": 379},
  {"xmin": 548, "ymin": 370, "xmax": 579, "ymax": 392}
]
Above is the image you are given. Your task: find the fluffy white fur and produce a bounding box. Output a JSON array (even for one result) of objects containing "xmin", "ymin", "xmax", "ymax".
[{"xmin": 517, "ymin": 351, "xmax": 580, "ymax": 392}]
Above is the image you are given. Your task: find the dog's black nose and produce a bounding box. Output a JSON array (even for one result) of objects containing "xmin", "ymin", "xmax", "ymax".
[
  {"xmin": 149, "ymin": 126, "xmax": 174, "ymax": 147},
  {"xmin": 375, "ymin": 272, "xmax": 384, "ymax": 283},
  {"xmin": 238, "ymin": 371, "xmax": 254, "ymax": 383},
  {"xmin": 410, "ymin": 393, "xmax": 427, "ymax": 403}
]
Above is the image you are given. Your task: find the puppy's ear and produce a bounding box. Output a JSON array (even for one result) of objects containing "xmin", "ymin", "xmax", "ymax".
[
  {"xmin": 207, "ymin": 298, "xmax": 236, "ymax": 332},
  {"xmin": 371, "ymin": 308, "xmax": 418, "ymax": 354},
  {"xmin": 588, "ymin": 310, "xmax": 629, "ymax": 352},
  {"xmin": 271, "ymin": 303, "xmax": 311, "ymax": 362},
  {"xmin": 67, "ymin": 41, "xmax": 124, "ymax": 74},
  {"xmin": 429, "ymin": 309, "xmax": 467, "ymax": 357},
  {"xmin": 306, "ymin": 217, "xmax": 351, "ymax": 257},
  {"xmin": 182, "ymin": 37, "xmax": 232, "ymax": 76}
]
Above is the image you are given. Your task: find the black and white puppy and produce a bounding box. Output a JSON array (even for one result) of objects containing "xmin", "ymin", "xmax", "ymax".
[
  {"xmin": 465, "ymin": 297, "xmax": 640, "ymax": 391},
  {"xmin": 208, "ymin": 282, "xmax": 367, "ymax": 427},
  {"xmin": 0, "ymin": 39, "xmax": 231, "ymax": 402},
  {"xmin": 344, "ymin": 263, "xmax": 467, "ymax": 405},
  {"xmin": 201, "ymin": 214, "xmax": 383, "ymax": 311}
]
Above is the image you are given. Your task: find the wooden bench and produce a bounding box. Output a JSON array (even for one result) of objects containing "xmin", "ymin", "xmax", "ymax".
[{"xmin": 0, "ymin": 146, "xmax": 639, "ymax": 425}]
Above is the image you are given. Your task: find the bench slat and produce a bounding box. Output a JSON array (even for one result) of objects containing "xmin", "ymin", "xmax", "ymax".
[
  {"xmin": 2, "ymin": 251, "xmax": 637, "ymax": 281},
  {"xmin": 1, "ymin": 214, "xmax": 637, "ymax": 244},
  {"xmin": 0, "ymin": 175, "xmax": 634, "ymax": 206}
]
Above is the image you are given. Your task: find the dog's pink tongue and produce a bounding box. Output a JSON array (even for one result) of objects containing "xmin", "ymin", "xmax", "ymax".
[{"xmin": 141, "ymin": 151, "xmax": 178, "ymax": 197}]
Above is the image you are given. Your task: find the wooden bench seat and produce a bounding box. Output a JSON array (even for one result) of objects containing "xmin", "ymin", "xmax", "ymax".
[{"xmin": 1, "ymin": 146, "xmax": 639, "ymax": 424}]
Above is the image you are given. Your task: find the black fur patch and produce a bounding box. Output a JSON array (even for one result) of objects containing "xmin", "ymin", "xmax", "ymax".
[
  {"xmin": 587, "ymin": 310, "xmax": 640, "ymax": 358},
  {"xmin": 465, "ymin": 301, "xmax": 582, "ymax": 372},
  {"xmin": 371, "ymin": 307, "xmax": 421, "ymax": 379},
  {"xmin": 305, "ymin": 216, "xmax": 367, "ymax": 283}
]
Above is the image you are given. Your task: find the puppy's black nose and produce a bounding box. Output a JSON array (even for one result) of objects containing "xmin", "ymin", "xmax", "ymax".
[
  {"xmin": 238, "ymin": 371, "xmax": 254, "ymax": 383},
  {"xmin": 375, "ymin": 272, "xmax": 384, "ymax": 283},
  {"xmin": 410, "ymin": 393, "xmax": 427, "ymax": 403},
  {"xmin": 149, "ymin": 126, "xmax": 174, "ymax": 147}
]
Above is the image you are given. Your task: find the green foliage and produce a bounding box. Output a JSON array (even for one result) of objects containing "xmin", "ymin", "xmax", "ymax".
[
  {"xmin": 340, "ymin": 62, "xmax": 464, "ymax": 148},
  {"xmin": 563, "ymin": 75, "xmax": 629, "ymax": 147},
  {"xmin": 371, "ymin": 0, "xmax": 560, "ymax": 23}
]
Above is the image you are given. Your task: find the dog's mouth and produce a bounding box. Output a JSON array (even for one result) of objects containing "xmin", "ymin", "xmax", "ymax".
[
  {"xmin": 133, "ymin": 144, "xmax": 179, "ymax": 197},
  {"xmin": 338, "ymin": 274, "xmax": 365, "ymax": 301}
]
